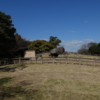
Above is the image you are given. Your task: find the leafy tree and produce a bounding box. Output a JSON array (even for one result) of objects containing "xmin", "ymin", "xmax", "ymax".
[
  {"xmin": 87, "ymin": 42, "xmax": 97, "ymax": 48},
  {"xmin": 49, "ymin": 36, "xmax": 61, "ymax": 47},
  {"xmin": 0, "ymin": 11, "xmax": 16, "ymax": 58},
  {"xmin": 11, "ymin": 33, "xmax": 30, "ymax": 57},
  {"xmin": 89, "ymin": 43, "xmax": 100, "ymax": 54},
  {"xmin": 15, "ymin": 33, "xmax": 30, "ymax": 48},
  {"xmin": 28, "ymin": 40, "xmax": 54, "ymax": 53},
  {"xmin": 77, "ymin": 42, "xmax": 97, "ymax": 54},
  {"xmin": 77, "ymin": 49, "xmax": 89, "ymax": 55}
]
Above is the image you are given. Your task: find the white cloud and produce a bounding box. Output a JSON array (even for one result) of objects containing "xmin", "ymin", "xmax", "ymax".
[{"xmin": 60, "ymin": 39, "xmax": 94, "ymax": 52}]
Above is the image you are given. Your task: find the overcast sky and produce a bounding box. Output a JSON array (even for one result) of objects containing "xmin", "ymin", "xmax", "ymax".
[{"xmin": 0, "ymin": 0, "xmax": 100, "ymax": 52}]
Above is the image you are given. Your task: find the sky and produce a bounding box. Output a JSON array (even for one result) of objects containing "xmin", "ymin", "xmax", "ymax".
[{"xmin": 0, "ymin": 0, "xmax": 100, "ymax": 52}]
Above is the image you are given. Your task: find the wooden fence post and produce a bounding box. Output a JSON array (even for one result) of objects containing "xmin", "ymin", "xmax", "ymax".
[
  {"xmin": 36, "ymin": 57, "xmax": 37, "ymax": 64},
  {"xmin": 30, "ymin": 58, "xmax": 31, "ymax": 64},
  {"xmin": 73, "ymin": 60, "xmax": 74, "ymax": 64},
  {"xmin": 4, "ymin": 61, "xmax": 5, "ymax": 65},
  {"xmin": 60, "ymin": 58, "xmax": 61, "ymax": 64},
  {"xmin": 14, "ymin": 61, "xmax": 15, "ymax": 64},
  {"xmin": 79, "ymin": 57, "xmax": 81, "ymax": 65},
  {"xmin": 73, "ymin": 57, "xmax": 74, "ymax": 64},
  {"xmin": 47, "ymin": 57, "xmax": 49, "ymax": 64},
  {"xmin": 19, "ymin": 57, "xmax": 21, "ymax": 64},
  {"xmin": 53, "ymin": 56, "xmax": 55, "ymax": 64},
  {"xmin": 94, "ymin": 58, "xmax": 95, "ymax": 66},
  {"xmin": 41, "ymin": 57, "xmax": 43, "ymax": 64},
  {"xmin": 87, "ymin": 60, "xmax": 88, "ymax": 66},
  {"xmin": 66, "ymin": 57, "xmax": 67, "ymax": 64},
  {"xmin": 23, "ymin": 59, "xmax": 26, "ymax": 64}
]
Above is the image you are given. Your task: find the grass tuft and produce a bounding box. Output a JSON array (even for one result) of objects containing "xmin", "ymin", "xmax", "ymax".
[{"xmin": 0, "ymin": 77, "xmax": 12, "ymax": 86}]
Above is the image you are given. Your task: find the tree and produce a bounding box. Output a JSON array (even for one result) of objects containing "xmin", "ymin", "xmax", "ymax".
[
  {"xmin": 28, "ymin": 40, "xmax": 54, "ymax": 53},
  {"xmin": 88, "ymin": 43, "xmax": 100, "ymax": 55},
  {"xmin": 77, "ymin": 43, "xmax": 89, "ymax": 54},
  {"xmin": 0, "ymin": 11, "xmax": 16, "ymax": 58},
  {"xmin": 12, "ymin": 33, "xmax": 30, "ymax": 57},
  {"xmin": 87, "ymin": 42, "xmax": 97, "ymax": 48},
  {"xmin": 15, "ymin": 33, "xmax": 30, "ymax": 48},
  {"xmin": 77, "ymin": 42, "xmax": 97, "ymax": 54},
  {"xmin": 49, "ymin": 36, "xmax": 61, "ymax": 48}
]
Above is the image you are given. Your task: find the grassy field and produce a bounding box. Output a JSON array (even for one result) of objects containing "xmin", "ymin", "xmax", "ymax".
[
  {"xmin": 41, "ymin": 52, "xmax": 100, "ymax": 59},
  {"xmin": 0, "ymin": 63, "xmax": 100, "ymax": 100}
]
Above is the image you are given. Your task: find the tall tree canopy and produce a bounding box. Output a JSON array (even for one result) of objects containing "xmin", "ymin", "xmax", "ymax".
[
  {"xmin": 12, "ymin": 33, "xmax": 30, "ymax": 57},
  {"xmin": 28, "ymin": 40, "xmax": 54, "ymax": 53},
  {"xmin": 88, "ymin": 43, "xmax": 100, "ymax": 54},
  {"xmin": 0, "ymin": 11, "xmax": 16, "ymax": 58},
  {"xmin": 15, "ymin": 33, "xmax": 30, "ymax": 48},
  {"xmin": 49, "ymin": 36, "xmax": 61, "ymax": 48},
  {"xmin": 77, "ymin": 42, "xmax": 97, "ymax": 54}
]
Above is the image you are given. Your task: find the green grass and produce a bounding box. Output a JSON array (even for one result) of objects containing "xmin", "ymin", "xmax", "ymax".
[
  {"xmin": 0, "ymin": 77, "xmax": 12, "ymax": 86},
  {"xmin": 45, "ymin": 79, "xmax": 66, "ymax": 85}
]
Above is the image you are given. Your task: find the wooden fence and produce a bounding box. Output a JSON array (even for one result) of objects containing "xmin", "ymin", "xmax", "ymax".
[{"xmin": 0, "ymin": 57, "xmax": 100, "ymax": 66}]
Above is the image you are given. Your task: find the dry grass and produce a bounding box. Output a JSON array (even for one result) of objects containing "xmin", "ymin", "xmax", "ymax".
[
  {"xmin": 0, "ymin": 63, "xmax": 100, "ymax": 100},
  {"xmin": 41, "ymin": 52, "xmax": 100, "ymax": 59}
]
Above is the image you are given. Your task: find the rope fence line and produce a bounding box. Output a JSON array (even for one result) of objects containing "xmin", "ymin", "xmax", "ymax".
[{"xmin": 0, "ymin": 57, "xmax": 100, "ymax": 66}]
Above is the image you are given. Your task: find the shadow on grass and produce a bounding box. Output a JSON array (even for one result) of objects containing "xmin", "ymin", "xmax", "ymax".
[
  {"xmin": 0, "ymin": 86, "xmax": 25, "ymax": 100},
  {"xmin": 0, "ymin": 77, "xmax": 12, "ymax": 86},
  {"xmin": 0, "ymin": 86, "xmax": 42, "ymax": 100},
  {"xmin": 0, "ymin": 64, "xmax": 27, "ymax": 72},
  {"xmin": 0, "ymin": 77, "xmax": 39, "ymax": 100},
  {"xmin": 0, "ymin": 77, "xmax": 100, "ymax": 100}
]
